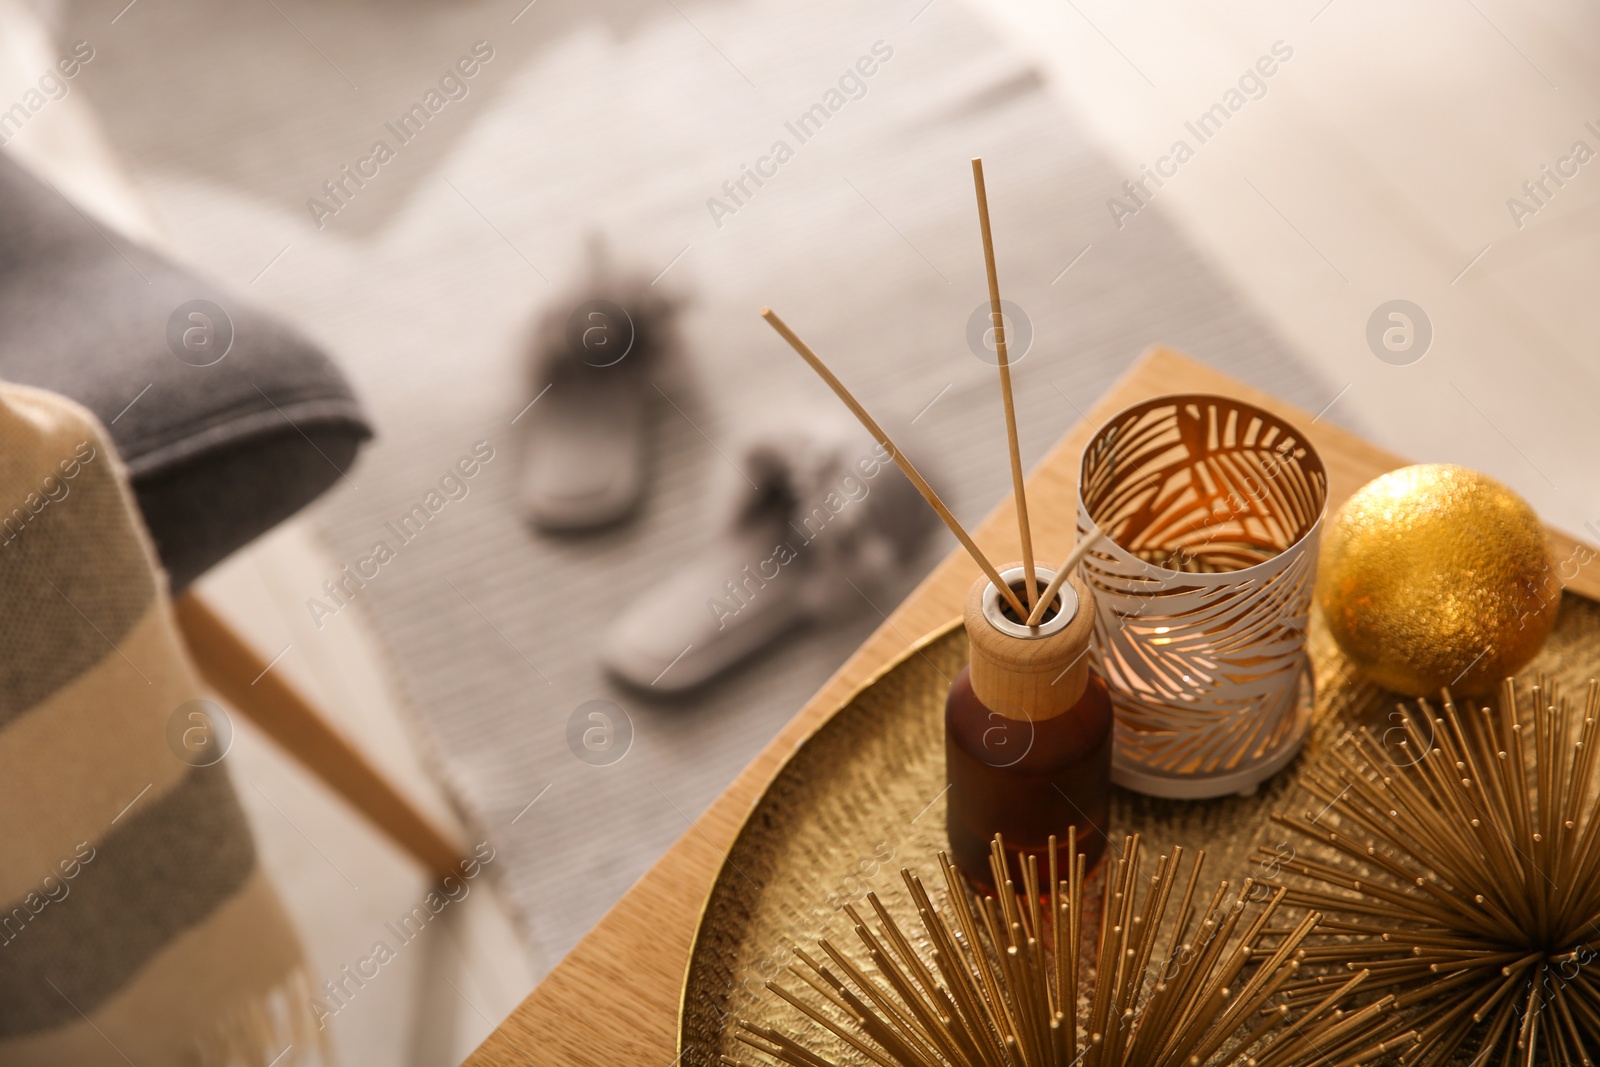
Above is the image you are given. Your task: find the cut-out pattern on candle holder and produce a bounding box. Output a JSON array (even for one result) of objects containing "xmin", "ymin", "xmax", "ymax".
[{"xmin": 1076, "ymin": 394, "xmax": 1327, "ymax": 798}]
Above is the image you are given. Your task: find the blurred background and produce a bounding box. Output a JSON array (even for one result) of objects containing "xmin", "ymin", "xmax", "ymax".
[{"xmin": 4, "ymin": 0, "xmax": 1599, "ymax": 1063}]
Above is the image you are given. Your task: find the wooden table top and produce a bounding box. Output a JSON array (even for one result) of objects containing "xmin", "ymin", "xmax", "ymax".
[{"xmin": 462, "ymin": 347, "xmax": 1600, "ymax": 1066}]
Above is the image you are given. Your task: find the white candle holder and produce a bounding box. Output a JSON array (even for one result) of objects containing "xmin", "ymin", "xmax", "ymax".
[{"xmin": 1075, "ymin": 394, "xmax": 1327, "ymax": 798}]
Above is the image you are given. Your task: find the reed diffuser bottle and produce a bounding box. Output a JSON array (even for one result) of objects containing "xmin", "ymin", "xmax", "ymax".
[
  {"xmin": 945, "ymin": 564, "xmax": 1112, "ymax": 892},
  {"xmin": 759, "ymin": 156, "xmax": 1115, "ymax": 891}
]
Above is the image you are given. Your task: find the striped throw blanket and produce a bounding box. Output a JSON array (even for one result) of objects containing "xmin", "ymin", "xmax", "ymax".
[{"xmin": 0, "ymin": 383, "xmax": 317, "ymax": 1065}]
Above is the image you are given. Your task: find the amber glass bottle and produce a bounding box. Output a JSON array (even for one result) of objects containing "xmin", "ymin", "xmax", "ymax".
[{"xmin": 946, "ymin": 566, "xmax": 1113, "ymax": 893}]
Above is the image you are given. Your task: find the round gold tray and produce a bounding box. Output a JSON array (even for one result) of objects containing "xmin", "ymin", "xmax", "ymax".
[{"xmin": 678, "ymin": 598, "xmax": 1600, "ymax": 1066}]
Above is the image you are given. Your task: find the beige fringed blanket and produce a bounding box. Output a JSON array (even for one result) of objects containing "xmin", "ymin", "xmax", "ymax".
[{"xmin": 0, "ymin": 383, "xmax": 318, "ymax": 1065}]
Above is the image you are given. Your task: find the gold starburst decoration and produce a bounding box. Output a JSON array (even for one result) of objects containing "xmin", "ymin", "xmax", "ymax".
[
  {"xmin": 729, "ymin": 831, "xmax": 1411, "ymax": 1067},
  {"xmin": 1264, "ymin": 679, "xmax": 1600, "ymax": 1066}
]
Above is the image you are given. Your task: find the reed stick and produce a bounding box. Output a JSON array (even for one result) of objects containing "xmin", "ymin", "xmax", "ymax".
[
  {"xmin": 970, "ymin": 158, "xmax": 1038, "ymax": 611},
  {"xmin": 1025, "ymin": 531, "xmax": 1105, "ymax": 627},
  {"xmin": 761, "ymin": 307, "xmax": 1028, "ymax": 619}
]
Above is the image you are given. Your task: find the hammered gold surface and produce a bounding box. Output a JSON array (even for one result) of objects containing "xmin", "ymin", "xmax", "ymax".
[
  {"xmin": 679, "ymin": 594, "xmax": 1600, "ymax": 1067},
  {"xmin": 1316, "ymin": 464, "xmax": 1561, "ymax": 697}
]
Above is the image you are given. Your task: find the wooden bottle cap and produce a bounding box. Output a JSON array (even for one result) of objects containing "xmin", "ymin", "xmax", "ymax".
[{"xmin": 964, "ymin": 563, "xmax": 1096, "ymax": 722}]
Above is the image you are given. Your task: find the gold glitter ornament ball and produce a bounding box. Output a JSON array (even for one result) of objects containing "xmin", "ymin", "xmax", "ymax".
[{"xmin": 1316, "ymin": 464, "xmax": 1559, "ymax": 697}]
